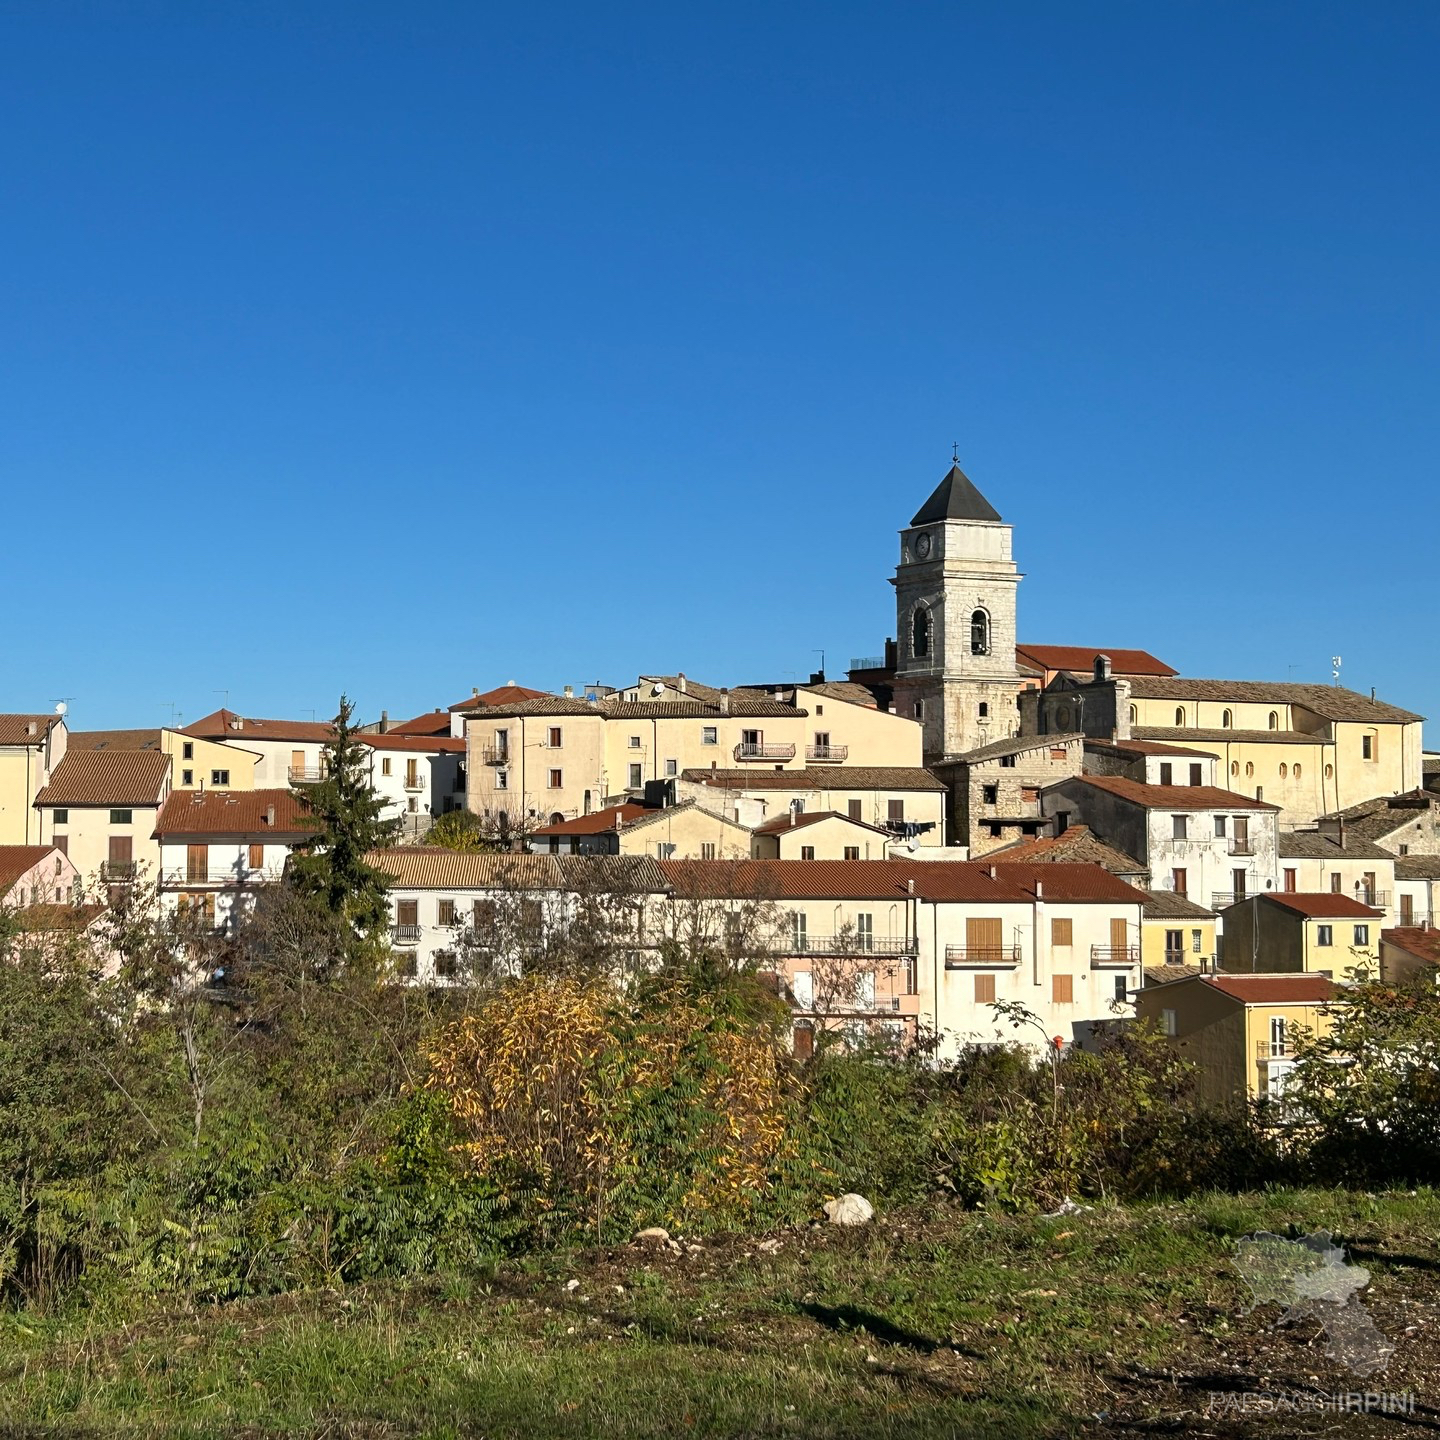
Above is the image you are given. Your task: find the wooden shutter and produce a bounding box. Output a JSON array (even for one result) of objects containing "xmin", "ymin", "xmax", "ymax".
[
  {"xmin": 109, "ymin": 835, "xmax": 132, "ymax": 864},
  {"xmin": 966, "ymin": 916, "xmax": 1004, "ymax": 962},
  {"xmin": 438, "ymin": 899, "xmax": 455, "ymax": 926},
  {"xmin": 291, "ymin": 749, "xmax": 305, "ymax": 772},
  {"xmin": 1110, "ymin": 917, "xmax": 1128, "ymax": 952},
  {"xmin": 474, "ymin": 899, "xmax": 497, "ymax": 929},
  {"xmin": 54, "ymin": 834, "xmax": 67, "ymax": 856},
  {"xmin": 888, "ymin": 799, "xmax": 905, "ymax": 823},
  {"xmin": 248, "ymin": 843, "xmax": 264, "ymax": 870},
  {"xmin": 1051, "ymin": 917, "xmax": 1073, "ymax": 946},
  {"xmin": 848, "ymin": 800, "xmax": 863, "ymax": 822},
  {"xmin": 1053, "ymin": 973, "xmax": 1073, "ymax": 1003},
  {"xmin": 187, "ymin": 843, "xmax": 208, "ymax": 882},
  {"xmin": 974, "ymin": 974, "xmax": 996, "ymax": 1003},
  {"xmin": 397, "ymin": 899, "xmax": 418, "ymax": 926},
  {"xmin": 793, "ymin": 1025, "xmax": 814, "ymax": 1060}
]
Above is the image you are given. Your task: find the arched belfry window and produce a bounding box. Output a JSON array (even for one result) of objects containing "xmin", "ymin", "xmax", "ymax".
[
  {"xmin": 911, "ymin": 606, "xmax": 932, "ymax": 658},
  {"xmin": 970, "ymin": 608, "xmax": 990, "ymax": 656}
]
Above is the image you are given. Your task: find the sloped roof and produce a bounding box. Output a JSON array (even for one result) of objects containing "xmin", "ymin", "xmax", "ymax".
[
  {"xmin": 1016, "ymin": 645, "xmax": 1176, "ymax": 678},
  {"xmin": 1064, "ymin": 775, "xmax": 1280, "ymax": 812},
  {"xmin": 68, "ymin": 728, "xmax": 163, "ymax": 751},
  {"xmin": 1132, "ymin": 726, "xmax": 1318, "ymax": 747},
  {"xmin": 0, "ymin": 846, "xmax": 65, "ymax": 895},
  {"xmin": 532, "ymin": 803, "xmax": 650, "ymax": 837},
  {"xmin": 154, "ymin": 789, "xmax": 313, "ymax": 838},
  {"xmin": 1397, "ymin": 856, "xmax": 1440, "ymax": 880},
  {"xmin": 681, "ymin": 766, "xmax": 945, "ymax": 792},
  {"xmin": 0, "ymin": 714, "xmax": 64, "ymax": 747},
  {"xmin": 1204, "ymin": 974, "xmax": 1336, "ymax": 1004},
  {"xmin": 1086, "ymin": 737, "xmax": 1216, "ymax": 760},
  {"xmin": 910, "ymin": 463, "xmax": 1001, "ymax": 526},
  {"xmin": 386, "ymin": 711, "xmax": 454, "ymax": 737},
  {"xmin": 1143, "ymin": 963, "xmax": 1204, "ymax": 985},
  {"xmin": 946, "ymin": 732, "xmax": 1083, "ymax": 765},
  {"xmin": 1126, "ymin": 678, "xmax": 1422, "ymax": 724},
  {"xmin": 800, "ymin": 681, "xmax": 885, "ymax": 709},
  {"xmin": 35, "ymin": 751, "xmax": 170, "ymax": 808},
  {"xmin": 447, "ymin": 684, "xmax": 550, "ymax": 713},
  {"xmin": 1262, "ymin": 892, "xmax": 1383, "ymax": 919},
  {"xmin": 356, "ymin": 734, "xmax": 466, "ymax": 754},
  {"xmin": 1279, "ymin": 831, "xmax": 1397, "ymax": 861},
  {"xmin": 1315, "ymin": 792, "xmax": 1436, "ymax": 843},
  {"xmin": 986, "ymin": 824, "xmax": 1146, "ymax": 877},
  {"xmin": 1141, "ymin": 889, "xmax": 1217, "ymax": 920},
  {"xmin": 368, "ymin": 848, "xmax": 567, "ymax": 890},
  {"xmin": 752, "ymin": 809, "xmax": 888, "ymax": 838},
  {"xmin": 181, "ymin": 708, "xmax": 336, "ymax": 743},
  {"xmin": 1382, "ymin": 927, "xmax": 1440, "ymax": 966}
]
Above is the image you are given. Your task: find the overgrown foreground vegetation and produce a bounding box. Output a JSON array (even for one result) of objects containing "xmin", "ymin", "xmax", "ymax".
[{"xmin": 6, "ymin": 1188, "xmax": 1440, "ymax": 1437}]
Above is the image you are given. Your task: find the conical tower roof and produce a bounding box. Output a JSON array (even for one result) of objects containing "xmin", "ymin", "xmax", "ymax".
[{"xmin": 910, "ymin": 462, "xmax": 1001, "ymax": 526}]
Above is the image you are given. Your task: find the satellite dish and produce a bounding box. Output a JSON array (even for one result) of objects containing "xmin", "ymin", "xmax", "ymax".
[
  {"xmin": 55, "ymin": 702, "xmax": 67, "ymax": 715},
  {"xmin": 651, "ymin": 682, "xmax": 664, "ymax": 695}
]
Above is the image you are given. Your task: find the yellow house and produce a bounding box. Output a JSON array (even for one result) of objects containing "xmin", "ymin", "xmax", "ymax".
[
  {"xmin": 1140, "ymin": 889, "xmax": 1217, "ymax": 974},
  {"xmin": 752, "ymin": 810, "xmax": 896, "ymax": 861},
  {"xmin": 1123, "ymin": 678, "xmax": 1424, "ymax": 827},
  {"xmin": 1219, "ymin": 892, "xmax": 1382, "ymax": 978},
  {"xmin": 0, "ymin": 714, "xmax": 68, "ymax": 845},
  {"xmin": 1135, "ymin": 971, "xmax": 1338, "ymax": 1109},
  {"xmin": 528, "ymin": 800, "xmax": 754, "ymax": 859},
  {"xmin": 67, "ymin": 728, "xmax": 259, "ymax": 791}
]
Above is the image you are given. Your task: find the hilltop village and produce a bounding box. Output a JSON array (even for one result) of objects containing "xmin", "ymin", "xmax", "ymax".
[{"xmin": 2, "ymin": 462, "xmax": 1432, "ymax": 1108}]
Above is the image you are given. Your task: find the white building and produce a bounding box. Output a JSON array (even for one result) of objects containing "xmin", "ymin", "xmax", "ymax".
[{"xmin": 358, "ymin": 734, "xmax": 467, "ymax": 837}]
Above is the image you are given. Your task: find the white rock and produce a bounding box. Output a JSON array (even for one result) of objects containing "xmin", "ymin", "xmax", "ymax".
[
  {"xmin": 564, "ymin": 1278, "xmax": 580, "ymax": 1291},
  {"xmin": 635, "ymin": 1226, "xmax": 671, "ymax": 1243},
  {"xmin": 822, "ymin": 1193, "xmax": 875, "ymax": 1226}
]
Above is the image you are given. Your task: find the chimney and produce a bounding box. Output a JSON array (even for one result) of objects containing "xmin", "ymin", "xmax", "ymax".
[
  {"xmin": 1338, "ymin": 816, "xmax": 1345, "ymax": 847},
  {"xmin": 25, "ymin": 721, "xmax": 35, "ymax": 737},
  {"xmin": 379, "ymin": 709, "xmax": 389, "ymax": 734},
  {"xmin": 472, "ymin": 687, "xmax": 480, "ymax": 698},
  {"xmin": 719, "ymin": 688, "xmax": 730, "ymax": 715},
  {"xmin": 789, "ymin": 809, "xmax": 797, "ymax": 827},
  {"xmin": 264, "ymin": 805, "xmax": 275, "ymax": 826},
  {"xmin": 1035, "ymin": 879, "xmax": 1043, "ymax": 900},
  {"xmin": 614, "ymin": 810, "xmax": 624, "ymax": 831},
  {"xmin": 678, "ymin": 672, "xmax": 687, "ymax": 694},
  {"xmin": 986, "ymin": 864, "xmax": 996, "ymax": 879},
  {"xmin": 907, "ymin": 877, "xmax": 914, "ymax": 894},
  {"xmin": 563, "ymin": 685, "xmax": 573, "ymax": 699},
  {"xmin": 1094, "ymin": 654, "xmax": 1112, "ymax": 683}
]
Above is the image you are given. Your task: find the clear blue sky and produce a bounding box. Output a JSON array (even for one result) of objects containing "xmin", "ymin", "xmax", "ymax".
[{"xmin": 3, "ymin": 2, "xmax": 1437, "ymax": 731}]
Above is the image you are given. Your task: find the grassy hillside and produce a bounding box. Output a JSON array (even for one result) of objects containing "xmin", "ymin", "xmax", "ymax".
[{"xmin": 4, "ymin": 1188, "xmax": 1439, "ymax": 1438}]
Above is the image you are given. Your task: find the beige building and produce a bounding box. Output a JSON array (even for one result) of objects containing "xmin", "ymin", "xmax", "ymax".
[
  {"xmin": 0, "ymin": 713, "xmax": 68, "ymax": 845},
  {"xmin": 68, "ymin": 727, "xmax": 260, "ymax": 791},
  {"xmin": 1395, "ymin": 855, "xmax": 1440, "ymax": 928},
  {"xmin": 752, "ymin": 810, "xmax": 896, "ymax": 861},
  {"xmin": 34, "ymin": 750, "xmax": 171, "ymax": 891},
  {"xmin": 1219, "ymin": 892, "xmax": 1382, "ymax": 978},
  {"xmin": 180, "ymin": 709, "xmax": 335, "ymax": 788},
  {"xmin": 529, "ymin": 799, "xmax": 754, "ymax": 860},
  {"xmin": 1276, "ymin": 831, "xmax": 1396, "ymax": 920},
  {"xmin": 1136, "ymin": 972, "xmax": 1337, "ymax": 1110}
]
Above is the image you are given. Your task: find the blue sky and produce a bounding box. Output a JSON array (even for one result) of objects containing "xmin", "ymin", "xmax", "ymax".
[{"xmin": 2, "ymin": 2, "xmax": 1437, "ymax": 730}]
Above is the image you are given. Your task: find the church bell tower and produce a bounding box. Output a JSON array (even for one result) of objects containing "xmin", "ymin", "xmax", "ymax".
[{"xmin": 890, "ymin": 459, "xmax": 1022, "ymax": 760}]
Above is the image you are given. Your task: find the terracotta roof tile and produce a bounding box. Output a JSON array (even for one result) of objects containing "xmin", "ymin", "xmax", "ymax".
[
  {"xmin": 356, "ymin": 734, "xmax": 466, "ymax": 753},
  {"xmin": 1085, "ymin": 737, "xmax": 1217, "ymax": 760},
  {"xmin": 1204, "ymin": 973, "xmax": 1337, "ymax": 1004},
  {"xmin": 1126, "ymin": 678, "xmax": 1422, "ymax": 724},
  {"xmin": 367, "ymin": 848, "xmax": 567, "ymax": 890},
  {"xmin": 1016, "ymin": 645, "xmax": 1177, "ymax": 677},
  {"xmin": 986, "ymin": 825, "xmax": 1146, "ymax": 876},
  {"xmin": 181, "ymin": 708, "xmax": 336, "ymax": 743},
  {"xmin": 0, "ymin": 714, "xmax": 63, "ymax": 746},
  {"xmin": 386, "ymin": 711, "xmax": 454, "ymax": 737},
  {"xmin": 1064, "ymin": 775, "xmax": 1280, "ymax": 811},
  {"xmin": 447, "ymin": 684, "xmax": 551, "ymax": 713},
  {"xmin": 752, "ymin": 810, "xmax": 888, "ymax": 837},
  {"xmin": 1262, "ymin": 892, "xmax": 1383, "ymax": 919},
  {"xmin": 532, "ymin": 803, "xmax": 651, "ymax": 836},
  {"xmin": 68, "ymin": 728, "xmax": 164, "ymax": 751},
  {"xmin": 155, "ymin": 789, "xmax": 313, "ymax": 837},
  {"xmin": 35, "ymin": 751, "xmax": 169, "ymax": 808},
  {"xmin": 0, "ymin": 846, "xmax": 65, "ymax": 895},
  {"xmin": 1382, "ymin": 927, "xmax": 1440, "ymax": 965}
]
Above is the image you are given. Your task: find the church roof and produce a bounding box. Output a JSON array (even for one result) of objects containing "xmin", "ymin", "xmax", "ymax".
[{"xmin": 910, "ymin": 463, "xmax": 1001, "ymax": 526}]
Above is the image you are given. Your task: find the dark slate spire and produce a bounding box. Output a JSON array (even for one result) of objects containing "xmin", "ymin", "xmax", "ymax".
[{"xmin": 910, "ymin": 461, "xmax": 1001, "ymax": 526}]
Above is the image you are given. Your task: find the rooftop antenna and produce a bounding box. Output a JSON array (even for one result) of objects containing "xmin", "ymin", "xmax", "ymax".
[
  {"xmin": 162, "ymin": 701, "xmax": 178, "ymax": 727},
  {"xmin": 214, "ymin": 689, "xmax": 230, "ymax": 709},
  {"xmin": 53, "ymin": 696, "xmax": 73, "ymax": 717},
  {"xmin": 813, "ymin": 649, "xmax": 826, "ymax": 678},
  {"xmin": 1331, "ymin": 656, "xmax": 1342, "ymax": 688}
]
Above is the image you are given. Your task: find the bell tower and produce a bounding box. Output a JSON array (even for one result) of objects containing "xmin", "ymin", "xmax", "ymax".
[{"xmin": 890, "ymin": 459, "xmax": 1022, "ymax": 760}]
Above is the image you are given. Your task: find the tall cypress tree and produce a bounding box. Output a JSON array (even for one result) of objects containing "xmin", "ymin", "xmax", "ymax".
[{"xmin": 288, "ymin": 695, "xmax": 402, "ymax": 942}]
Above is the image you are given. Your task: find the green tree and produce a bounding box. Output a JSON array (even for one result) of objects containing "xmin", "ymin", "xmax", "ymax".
[
  {"xmin": 424, "ymin": 809, "xmax": 489, "ymax": 852},
  {"xmin": 288, "ymin": 695, "xmax": 401, "ymax": 946}
]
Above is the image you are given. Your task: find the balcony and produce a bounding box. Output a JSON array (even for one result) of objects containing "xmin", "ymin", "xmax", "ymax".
[
  {"xmin": 164, "ymin": 867, "xmax": 269, "ymax": 888},
  {"xmin": 403, "ymin": 775, "xmax": 425, "ymax": 792},
  {"xmin": 1396, "ymin": 911, "xmax": 1433, "ymax": 929},
  {"xmin": 806, "ymin": 744, "xmax": 849, "ymax": 763},
  {"xmin": 787, "ymin": 934, "xmax": 915, "ymax": 956},
  {"xmin": 1090, "ymin": 945, "xmax": 1140, "ymax": 967},
  {"xmin": 1358, "ymin": 890, "xmax": 1390, "ymax": 909},
  {"xmin": 1228, "ymin": 839, "xmax": 1255, "ymax": 856},
  {"xmin": 945, "ymin": 945, "xmax": 1022, "ymax": 968},
  {"xmin": 391, "ymin": 924, "xmax": 422, "ymax": 945},
  {"xmin": 101, "ymin": 860, "xmax": 137, "ymax": 881},
  {"xmin": 1210, "ymin": 891, "xmax": 1252, "ymax": 910},
  {"xmin": 481, "ymin": 747, "xmax": 510, "ymax": 767},
  {"xmin": 734, "ymin": 742, "xmax": 797, "ymax": 763},
  {"xmin": 1256, "ymin": 1040, "xmax": 1291, "ymax": 1062},
  {"xmin": 849, "ymin": 655, "xmax": 887, "ymax": 672},
  {"xmin": 289, "ymin": 766, "xmax": 325, "ymax": 784}
]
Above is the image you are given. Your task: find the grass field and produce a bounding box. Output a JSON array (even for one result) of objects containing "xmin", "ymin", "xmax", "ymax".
[{"xmin": 4, "ymin": 1189, "xmax": 1440, "ymax": 1438}]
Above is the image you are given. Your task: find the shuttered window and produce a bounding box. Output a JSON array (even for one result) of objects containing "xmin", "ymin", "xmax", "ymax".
[
  {"xmin": 1051, "ymin": 917, "xmax": 1073, "ymax": 946},
  {"xmin": 249, "ymin": 844, "xmax": 265, "ymax": 870},
  {"xmin": 974, "ymin": 974, "xmax": 996, "ymax": 1003},
  {"xmin": 966, "ymin": 917, "xmax": 1004, "ymax": 963},
  {"xmin": 1053, "ymin": 973, "xmax": 1074, "ymax": 1003},
  {"xmin": 397, "ymin": 900, "xmax": 418, "ymax": 926},
  {"xmin": 438, "ymin": 900, "xmax": 455, "ymax": 926},
  {"xmin": 187, "ymin": 844, "xmax": 207, "ymax": 882},
  {"xmin": 1110, "ymin": 918, "xmax": 1128, "ymax": 952}
]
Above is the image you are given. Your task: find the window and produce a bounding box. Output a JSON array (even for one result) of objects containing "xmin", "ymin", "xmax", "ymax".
[
  {"xmin": 407, "ymin": 797, "xmax": 418, "ymax": 813},
  {"xmin": 1293, "ymin": 764, "xmax": 1302, "ymax": 779},
  {"xmin": 911, "ymin": 606, "xmax": 931, "ymax": 658},
  {"xmin": 1189, "ymin": 764, "xmax": 1202, "ymax": 786},
  {"xmin": 848, "ymin": 800, "xmax": 863, "ymax": 822},
  {"xmin": 1354, "ymin": 924, "xmax": 1370, "ymax": 946},
  {"xmin": 664, "ymin": 759, "xmax": 677, "ymax": 777},
  {"xmin": 629, "ymin": 735, "xmax": 641, "ymax": 749},
  {"xmin": 1160, "ymin": 763, "xmax": 1173, "ymax": 785},
  {"xmin": 434, "ymin": 952, "xmax": 458, "ymax": 979},
  {"xmin": 974, "ymin": 974, "xmax": 996, "ymax": 1004},
  {"xmin": 1113, "ymin": 976, "xmax": 1129, "ymax": 1003},
  {"xmin": 1325, "ymin": 763, "xmax": 1334, "ymax": 779},
  {"xmin": 701, "ymin": 843, "xmax": 716, "ymax": 860},
  {"xmin": 182, "ymin": 769, "xmax": 194, "ymax": 785},
  {"xmin": 887, "ymin": 799, "xmax": 904, "ymax": 823},
  {"xmin": 1316, "ymin": 925, "xmax": 1333, "ymax": 947},
  {"xmin": 914, "ymin": 699, "xmax": 924, "ymax": 720},
  {"xmin": 1192, "ymin": 928, "xmax": 1203, "ymax": 954},
  {"xmin": 1362, "ymin": 734, "xmax": 1375, "ymax": 760},
  {"xmin": 438, "ymin": 899, "xmax": 456, "ymax": 926},
  {"xmin": 1222, "ymin": 709, "xmax": 1233, "ymax": 728},
  {"xmin": 1164, "ymin": 929, "xmax": 1184, "ymax": 962},
  {"xmin": 548, "ymin": 769, "xmax": 563, "ymax": 789},
  {"xmin": 248, "ymin": 843, "xmax": 264, "ymax": 871},
  {"xmin": 1214, "ymin": 816, "xmax": 1226, "ymax": 837},
  {"xmin": 814, "ymin": 731, "xmax": 830, "ymax": 752},
  {"xmin": 999, "ymin": 754, "xmax": 1016, "ymax": 768},
  {"xmin": 1330, "ymin": 872, "xmax": 1342, "ymax": 893},
  {"xmin": 969, "ymin": 609, "xmax": 990, "ymax": 656},
  {"xmin": 856, "ymin": 914, "xmax": 873, "ymax": 950},
  {"xmin": 656, "ymin": 842, "xmax": 676, "ymax": 859},
  {"xmin": 1283, "ymin": 868, "xmax": 1297, "ymax": 892},
  {"xmin": 982, "ymin": 784, "xmax": 999, "ymax": 804},
  {"xmin": 1244, "ymin": 762, "xmax": 1254, "ymax": 778},
  {"xmin": 1171, "ymin": 815, "xmax": 1188, "ymax": 840},
  {"xmin": 1172, "ymin": 868, "xmax": 1187, "ymax": 896},
  {"xmin": 1129, "ymin": 705, "xmax": 1138, "ymax": 724},
  {"xmin": 396, "ymin": 900, "xmax": 418, "ymax": 927},
  {"xmin": 792, "ymin": 970, "xmax": 813, "ymax": 1009},
  {"xmin": 702, "ymin": 726, "xmax": 717, "ymax": 746},
  {"xmin": 1052, "ymin": 974, "xmax": 1073, "ymax": 1004},
  {"xmin": 1268, "ymin": 712, "xmax": 1279, "ymax": 730},
  {"xmin": 628, "ymin": 764, "xmax": 643, "ymax": 789},
  {"xmin": 496, "ymin": 769, "xmax": 509, "ymax": 790},
  {"xmin": 1021, "ymin": 785, "xmax": 1039, "ymax": 804},
  {"xmin": 1161, "ymin": 1008, "xmax": 1177, "ymax": 1037},
  {"xmin": 109, "ymin": 809, "xmax": 132, "ymax": 824},
  {"xmin": 790, "ymin": 798, "xmax": 805, "ymax": 817},
  {"xmin": 473, "ymin": 899, "xmax": 497, "ymax": 930},
  {"xmin": 1175, "ymin": 707, "xmax": 1186, "ymax": 726},
  {"xmin": 395, "ymin": 951, "xmax": 418, "ymax": 978},
  {"xmin": 1230, "ymin": 760, "xmax": 1240, "ymax": 777},
  {"xmin": 54, "ymin": 809, "xmax": 68, "ymax": 824},
  {"xmin": 800, "ymin": 846, "xmax": 816, "ymax": 861},
  {"xmin": 1400, "ymin": 844, "xmax": 1410, "ymax": 856},
  {"xmin": 381, "ymin": 757, "xmax": 392, "ymax": 776},
  {"xmin": 186, "ymin": 843, "xmax": 208, "ymax": 883},
  {"xmin": 1051, "ymin": 917, "xmax": 1073, "ymax": 946},
  {"xmin": 843, "ymin": 846, "xmax": 860, "ymax": 860},
  {"xmin": 791, "ymin": 912, "xmax": 808, "ymax": 952},
  {"xmin": 211, "ymin": 769, "xmax": 229, "ymax": 786},
  {"xmin": 548, "ymin": 726, "xmax": 562, "ymax": 748},
  {"xmin": 1278, "ymin": 762, "xmax": 1288, "ymax": 780}
]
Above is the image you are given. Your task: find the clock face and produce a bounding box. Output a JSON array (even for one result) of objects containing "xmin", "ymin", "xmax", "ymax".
[{"xmin": 915, "ymin": 532, "xmax": 932, "ymax": 559}]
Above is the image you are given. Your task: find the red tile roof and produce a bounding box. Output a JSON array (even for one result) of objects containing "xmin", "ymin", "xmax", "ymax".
[
  {"xmin": 0, "ymin": 846, "xmax": 66, "ymax": 895},
  {"xmin": 386, "ymin": 711, "xmax": 454, "ymax": 737},
  {"xmin": 1204, "ymin": 974, "xmax": 1336, "ymax": 1004},
  {"xmin": 752, "ymin": 810, "xmax": 887, "ymax": 837},
  {"xmin": 986, "ymin": 824, "xmax": 1146, "ymax": 875},
  {"xmin": 1381, "ymin": 927, "xmax": 1440, "ymax": 965},
  {"xmin": 35, "ymin": 751, "xmax": 170, "ymax": 808},
  {"xmin": 1085, "ymin": 737, "xmax": 1217, "ymax": 760},
  {"xmin": 532, "ymin": 803, "xmax": 650, "ymax": 837},
  {"xmin": 1067, "ymin": 775, "xmax": 1280, "ymax": 811},
  {"xmin": 447, "ymin": 684, "xmax": 550, "ymax": 713},
  {"xmin": 154, "ymin": 789, "xmax": 314, "ymax": 837},
  {"xmin": 0, "ymin": 714, "xmax": 64, "ymax": 746},
  {"xmin": 180, "ymin": 708, "xmax": 335, "ymax": 743},
  {"xmin": 357, "ymin": 734, "xmax": 466, "ymax": 753},
  {"xmin": 1016, "ymin": 645, "xmax": 1177, "ymax": 677},
  {"xmin": 1263, "ymin": 892, "xmax": 1383, "ymax": 919}
]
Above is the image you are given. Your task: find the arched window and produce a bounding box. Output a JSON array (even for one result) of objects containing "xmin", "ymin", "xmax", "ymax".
[
  {"xmin": 1230, "ymin": 761, "xmax": 1240, "ymax": 777},
  {"xmin": 1268, "ymin": 711, "xmax": 1279, "ymax": 730},
  {"xmin": 1175, "ymin": 707, "xmax": 1186, "ymax": 726},
  {"xmin": 1222, "ymin": 709, "xmax": 1233, "ymax": 728},
  {"xmin": 1279, "ymin": 763, "xmax": 1288, "ymax": 779},
  {"xmin": 550, "ymin": 812, "xmax": 565, "ymax": 826},
  {"xmin": 1324, "ymin": 763, "xmax": 1334, "ymax": 780},
  {"xmin": 1129, "ymin": 705, "xmax": 1137, "ymax": 724},
  {"xmin": 911, "ymin": 606, "xmax": 931, "ymax": 659},
  {"xmin": 970, "ymin": 609, "xmax": 990, "ymax": 656},
  {"xmin": 1245, "ymin": 761, "xmax": 1254, "ymax": 778},
  {"xmin": 914, "ymin": 698, "xmax": 925, "ymax": 720},
  {"xmin": 1293, "ymin": 763, "xmax": 1302, "ymax": 780}
]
